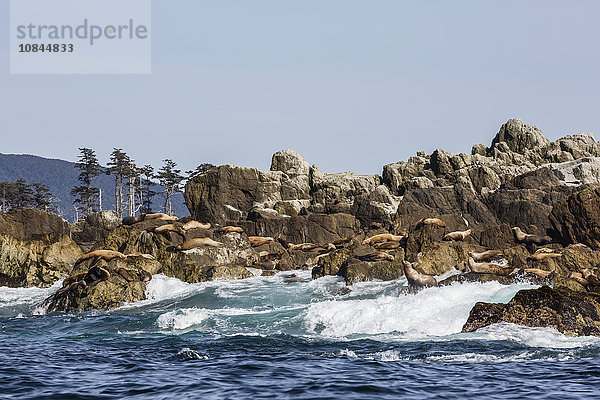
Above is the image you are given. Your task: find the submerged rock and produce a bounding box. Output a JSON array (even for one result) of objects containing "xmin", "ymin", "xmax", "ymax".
[{"xmin": 462, "ymin": 286, "xmax": 600, "ymax": 337}]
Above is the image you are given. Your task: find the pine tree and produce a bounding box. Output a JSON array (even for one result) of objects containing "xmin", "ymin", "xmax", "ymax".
[
  {"xmin": 12, "ymin": 178, "xmax": 34, "ymax": 208},
  {"xmin": 156, "ymin": 159, "xmax": 184, "ymax": 216},
  {"xmin": 31, "ymin": 182, "xmax": 56, "ymax": 212},
  {"xmin": 139, "ymin": 164, "xmax": 156, "ymax": 214},
  {"xmin": 126, "ymin": 161, "xmax": 140, "ymax": 217},
  {"xmin": 106, "ymin": 148, "xmax": 131, "ymax": 219},
  {"xmin": 71, "ymin": 148, "xmax": 102, "ymax": 219},
  {"xmin": 186, "ymin": 163, "xmax": 216, "ymax": 180}
]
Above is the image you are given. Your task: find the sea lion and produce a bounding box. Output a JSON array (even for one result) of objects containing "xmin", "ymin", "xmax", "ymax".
[
  {"xmin": 62, "ymin": 272, "xmax": 86, "ymax": 288},
  {"xmin": 332, "ymin": 237, "xmax": 353, "ymax": 248},
  {"xmin": 581, "ymin": 269, "xmax": 600, "ymax": 285},
  {"xmin": 258, "ymin": 251, "xmax": 283, "ymax": 261},
  {"xmin": 248, "ymin": 236, "xmax": 275, "ymax": 247},
  {"xmin": 122, "ymin": 214, "xmax": 146, "ymax": 225},
  {"xmin": 373, "ymin": 241, "xmax": 401, "ymax": 250},
  {"xmin": 182, "ymin": 220, "xmax": 211, "ymax": 231},
  {"xmin": 84, "ymin": 266, "xmax": 110, "ymax": 284},
  {"xmin": 363, "ymin": 233, "xmax": 405, "ymax": 245},
  {"xmin": 524, "ymin": 268, "xmax": 553, "ymax": 279},
  {"xmin": 115, "ymin": 267, "xmax": 136, "ymax": 282},
  {"xmin": 75, "ymin": 250, "xmax": 127, "ymax": 266},
  {"xmin": 215, "ymin": 226, "xmax": 244, "ymax": 234},
  {"xmin": 467, "ymin": 257, "xmax": 514, "ymax": 276},
  {"xmin": 469, "ymin": 250, "xmax": 503, "ymax": 262},
  {"xmin": 527, "ymin": 252, "xmax": 562, "ymax": 261},
  {"xmin": 145, "ymin": 213, "xmax": 178, "ymax": 222},
  {"xmin": 152, "ymin": 223, "xmax": 186, "ymax": 237},
  {"xmin": 416, "ymin": 218, "xmax": 446, "ymax": 227},
  {"xmin": 402, "ymin": 260, "xmax": 437, "ymax": 290},
  {"xmin": 138, "ymin": 269, "xmax": 152, "ymax": 282},
  {"xmin": 176, "ymin": 237, "xmax": 223, "ymax": 250},
  {"xmin": 354, "ymin": 252, "xmax": 395, "ymax": 262},
  {"xmin": 512, "ymin": 227, "xmax": 552, "ymax": 247},
  {"xmin": 443, "ymin": 229, "xmax": 472, "ymax": 241}
]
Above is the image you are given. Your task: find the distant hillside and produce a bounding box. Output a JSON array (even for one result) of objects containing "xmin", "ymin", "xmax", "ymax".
[{"xmin": 0, "ymin": 153, "xmax": 188, "ymax": 221}]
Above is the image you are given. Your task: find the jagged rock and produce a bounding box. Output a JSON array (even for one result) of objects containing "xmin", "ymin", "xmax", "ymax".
[
  {"xmin": 270, "ymin": 149, "xmax": 310, "ymax": 177},
  {"xmin": 490, "ymin": 119, "xmax": 550, "ymax": 155},
  {"xmin": 310, "ymin": 169, "xmax": 381, "ymax": 215},
  {"xmin": 0, "ymin": 208, "xmax": 70, "ymax": 241},
  {"xmin": 71, "ymin": 210, "xmax": 121, "ymax": 252},
  {"xmin": 337, "ymin": 250, "xmax": 404, "ymax": 285},
  {"xmin": 462, "ymin": 286, "xmax": 600, "ymax": 337},
  {"xmin": 41, "ymin": 258, "xmax": 155, "ymax": 313},
  {"xmin": 311, "ymin": 248, "xmax": 352, "ymax": 279},
  {"xmin": 0, "ymin": 233, "xmax": 82, "ymax": 288},
  {"xmin": 550, "ymin": 185, "xmax": 600, "ymax": 248}
]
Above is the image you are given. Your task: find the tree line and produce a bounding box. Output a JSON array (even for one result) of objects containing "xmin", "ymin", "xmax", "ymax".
[
  {"xmin": 71, "ymin": 147, "xmax": 215, "ymax": 221},
  {"xmin": 0, "ymin": 178, "xmax": 56, "ymax": 213}
]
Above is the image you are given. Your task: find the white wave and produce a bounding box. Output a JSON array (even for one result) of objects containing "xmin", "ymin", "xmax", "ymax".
[
  {"xmin": 157, "ymin": 308, "xmax": 213, "ymax": 330},
  {"xmin": 304, "ymin": 281, "xmax": 536, "ymax": 338},
  {"xmin": 470, "ymin": 322, "xmax": 600, "ymax": 349},
  {"xmin": 0, "ymin": 280, "xmax": 61, "ymax": 310}
]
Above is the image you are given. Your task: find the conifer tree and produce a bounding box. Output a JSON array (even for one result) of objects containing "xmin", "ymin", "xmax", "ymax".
[
  {"xmin": 71, "ymin": 148, "xmax": 102, "ymax": 219},
  {"xmin": 186, "ymin": 163, "xmax": 216, "ymax": 180},
  {"xmin": 139, "ymin": 164, "xmax": 156, "ymax": 214},
  {"xmin": 156, "ymin": 159, "xmax": 184, "ymax": 216},
  {"xmin": 106, "ymin": 148, "xmax": 131, "ymax": 219}
]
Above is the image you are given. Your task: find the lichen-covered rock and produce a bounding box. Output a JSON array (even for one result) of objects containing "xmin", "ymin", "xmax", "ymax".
[
  {"xmin": 462, "ymin": 286, "xmax": 600, "ymax": 337},
  {"xmin": 71, "ymin": 210, "xmax": 121, "ymax": 252},
  {"xmin": 41, "ymin": 258, "xmax": 155, "ymax": 313},
  {"xmin": 0, "ymin": 233, "xmax": 82, "ymax": 288},
  {"xmin": 0, "ymin": 208, "xmax": 70, "ymax": 240},
  {"xmin": 550, "ymin": 185, "xmax": 600, "ymax": 248}
]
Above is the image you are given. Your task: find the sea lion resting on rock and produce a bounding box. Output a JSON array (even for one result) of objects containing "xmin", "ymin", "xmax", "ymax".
[
  {"xmin": 152, "ymin": 223, "xmax": 186, "ymax": 237},
  {"xmin": 402, "ymin": 260, "xmax": 437, "ymax": 290},
  {"xmin": 512, "ymin": 227, "xmax": 551, "ymax": 246},
  {"xmin": 125, "ymin": 252, "xmax": 155, "ymax": 260},
  {"xmin": 215, "ymin": 226, "xmax": 244, "ymax": 234},
  {"xmin": 75, "ymin": 250, "xmax": 127, "ymax": 266},
  {"xmin": 523, "ymin": 268, "xmax": 554, "ymax": 279},
  {"xmin": 416, "ymin": 217, "xmax": 446, "ymax": 227},
  {"xmin": 248, "ymin": 236, "xmax": 275, "ymax": 247},
  {"xmin": 443, "ymin": 229, "xmax": 472, "ymax": 241},
  {"xmin": 467, "ymin": 257, "xmax": 514, "ymax": 276},
  {"xmin": 182, "ymin": 220, "xmax": 211, "ymax": 231},
  {"xmin": 362, "ymin": 233, "xmax": 405, "ymax": 245},
  {"xmin": 469, "ymin": 250, "xmax": 503, "ymax": 262},
  {"xmin": 84, "ymin": 266, "xmax": 110, "ymax": 284},
  {"xmin": 373, "ymin": 241, "xmax": 401, "ymax": 250},
  {"xmin": 527, "ymin": 252, "xmax": 562, "ymax": 261},
  {"xmin": 122, "ymin": 214, "xmax": 146, "ymax": 225},
  {"xmin": 145, "ymin": 213, "xmax": 178, "ymax": 222},
  {"xmin": 355, "ymin": 251, "xmax": 394, "ymax": 262},
  {"xmin": 175, "ymin": 237, "xmax": 223, "ymax": 251},
  {"xmin": 62, "ymin": 272, "xmax": 86, "ymax": 287}
]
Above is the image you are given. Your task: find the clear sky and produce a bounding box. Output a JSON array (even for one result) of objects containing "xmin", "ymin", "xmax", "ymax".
[{"xmin": 1, "ymin": 0, "xmax": 599, "ymax": 174}]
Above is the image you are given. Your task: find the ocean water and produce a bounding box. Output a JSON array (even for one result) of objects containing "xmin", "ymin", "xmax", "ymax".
[{"xmin": 1, "ymin": 270, "xmax": 600, "ymax": 399}]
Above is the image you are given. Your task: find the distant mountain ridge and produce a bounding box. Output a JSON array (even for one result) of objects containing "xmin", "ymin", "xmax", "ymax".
[{"xmin": 0, "ymin": 153, "xmax": 187, "ymax": 221}]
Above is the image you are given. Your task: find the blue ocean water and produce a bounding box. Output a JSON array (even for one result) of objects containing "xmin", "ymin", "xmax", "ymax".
[{"xmin": 1, "ymin": 271, "xmax": 599, "ymax": 399}]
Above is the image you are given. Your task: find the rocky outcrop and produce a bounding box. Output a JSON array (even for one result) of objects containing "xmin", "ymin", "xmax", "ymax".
[
  {"xmin": 0, "ymin": 208, "xmax": 71, "ymax": 240},
  {"xmin": 550, "ymin": 185, "xmax": 600, "ymax": 249},
  {"xmin": 71, "ymin": 210, "xmax": 121, "ymax": 252},
  {"xmin": 0, "ymin": 208, "xmax": 82, "ymax": 288},
  {"xmin": 42, "ymin": 257, "xmax": 160, "ymax": 313},
  {"xmin": 462, "ymin": 286, "xmax": 600, "ymax": 337}
]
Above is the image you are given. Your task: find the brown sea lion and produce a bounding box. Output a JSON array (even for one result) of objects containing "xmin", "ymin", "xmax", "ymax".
[
  {"xmin": 248, "ymin": 236, "xmax": 275, "ymax": 247},
  {"xmin": 524, "ymin": 268, "xmax": 553, "ymax": 279},
  {"xmin": 512, "ymin": 227, "xmax": 552, "ymax": 247},
  {"xmin": 416, "ymin": 218, "xmax": 446, "ymax": 227},
  {"xmin": 354, "ymin": 252, "xmax": 394, "ymax": 262},
  {"xmin": 84, "ymin": 266, "xmax": 110, "ymax": 284},
  {"xmin": 75, "ymin": 250, "xmax": 127, "ymax": 266},
  {"xmin": 215, "ymin": 226, "xmax": 244, "ymax": 234},
  {"xmin": 469, "ymin": 250, "xmax": 503, "ymax": 262},
  {"xmin": 373, "ymin": 241, "xmax": 401, "ymax": 250},
  {"xmin": 332, "ymin": 237, "xmax": 353, "ymax": 248},
  {"xmin": 152, "ymin": 223, "xmax": 186, "ymax": 237},
  {"xmin": 62, "ymin": 272, "xmax": 86, "ymax": 288},
  {"xmin": 176, "ymin": 237, "xmax": 223, "ymax": 250},
  {"xmin": 362, "ymin": 233, "xmax": 405, "ymax": 245},
  {"xmin": 443, "ymin": 229, "xmax": 472, "ymax": 241},
  {"xmin": 145, "ymin": 213, "xmax": 178, "ymax": 221},
  {"xmin": 527, "ymin": 252, "xmax": 562, "ymax": 261},
  {"xmin": 138, "ymin": 269, "xmax": 152, "ymax": 282},
  {"xmin": 402, "ymin": 260, "xmax": 437, "ymax": 290},
  {"xmin": 122, "ymin": 214, "xmax": 146, "ymax": 225},
  {"xmin": 115, "ymin": 268, "xmax": 136, "ymax": 282},
  {"xmin": 182, "ymin": 220, "xmax": 211, "ymax": 231},
  {"xmin": 467, "ymin": 257, "xmax": 514, "ymax": 276}
]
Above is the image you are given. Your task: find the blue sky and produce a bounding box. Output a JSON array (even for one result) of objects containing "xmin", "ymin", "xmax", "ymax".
[{"xmin": 1, "ymin": 0, "xmax": 599, "ymax": 174}]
